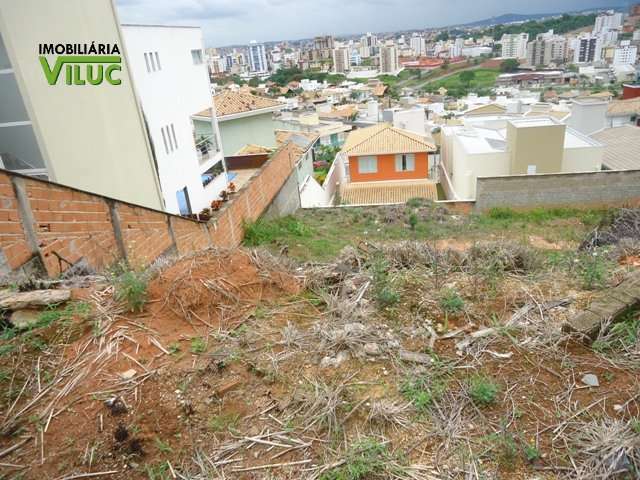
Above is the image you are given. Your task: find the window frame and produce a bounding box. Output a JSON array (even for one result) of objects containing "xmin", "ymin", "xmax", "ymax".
[
  {"xmin": 395, "ymin": 153, "xmax": 415, "ymax": 172},
  {"xmin": 357, "ymin": 155, "xmax": 378, "ymax": 174}
]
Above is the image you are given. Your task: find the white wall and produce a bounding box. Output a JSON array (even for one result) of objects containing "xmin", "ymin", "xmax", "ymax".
[
  {"xmin": 451, "ymin": 137, "xmax": 509, "ymax": 199},
  {"xmin": 0, "ymin": 0, "xmax": 164, "ymax": 209},
  {"xmin": 562, "ymin": 146, "xmax": 604, "ymax": 173},
  {"xmin": 122, "ymin": 25, "xmax": 225, "ymax": 214},
  {"xmin": 568, "ymin": 101, "xmax": 607, "ymax": 136}
]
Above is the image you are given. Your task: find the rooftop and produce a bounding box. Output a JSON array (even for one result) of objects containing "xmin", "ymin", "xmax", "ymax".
[
  {"xmin": 341, "ymin": 123, "xmax": 436, "ymax": 156},
  {"xmin": 340, "ymin": 179, "xmax": 438, "ymax": 205},
  {"xmin": 607, "ymin": 98, "xmax": 640, "ymax": 118},
  {"xmin": 592, "ymin": 126, "xmax": 640, "ymax": 170},
  {"xmin": 195, "ymin": 91, "xmax": 283, "ymax": 119}
]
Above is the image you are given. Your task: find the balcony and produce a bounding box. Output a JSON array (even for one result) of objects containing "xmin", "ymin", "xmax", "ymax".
[{"xmin": 195, "ymin": 134, "xmax": 220, "ymax": 166}]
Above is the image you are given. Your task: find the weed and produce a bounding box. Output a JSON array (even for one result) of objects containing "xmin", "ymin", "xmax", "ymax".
[
  {"xmin": 370, "ymin": 256, "xmax": 400, "ymax": 309},
  {"xmin": 144, "ymin": 462, "xmax": 170, "ymax": 480},
  {"xmin": 319, "ymin": 438, "xmax": 401, "ymax": 480},
  {"xmin": 593, "ymin": 312, "xmax": 640, "ymax": 353},
  {"xmin": 400, "ymin": 375, "xmax": 448, "ymax": 412},
  {"xmin": 523, "ymin": 443, "xmax": 540, "ymax": 463},
  {"xmin": 574, "ymin": 251, "xmax": 612, "ymax": 290},
  {"xmin": 438, "ymin": 288, "xmax": 464, "ymax": 331},
  {"xmin": 154, "ymin": 437, "xmax": 172, "ymax": 454},
  {"xmin": 114, "ymin": 270, "xmax": 148, "ymax": 312},
  {"xmin": 0, "ymin": 344, "xmax": 15, "ymax": 356},
  {"xmin": 468, "ymin": 374, "xmax": 499, "ymax": 406},
  {"xmin": 207, "ymin": 413, "xmax": 240, "ymax": 432},
  {"xmin": 167, "ymin": 342, "xmax": 180, "ymax": 355},
  {"xmin": 486, "ymin": 430, "xmax": 518, "ymax": 466},
  {"xmin": 408, "ymin": 213, "xmax": 418, "ymax": 231},
  {"xmin": 190, "ymin": 337, "xmax": 206, "ymax": 354},
  {"xmin": 631, "ymin": 418, "xmax": 640, "ymax": 434},
  {"xmin": 243, "ymin": 216, "xmax": 312, "ymax": 246}
]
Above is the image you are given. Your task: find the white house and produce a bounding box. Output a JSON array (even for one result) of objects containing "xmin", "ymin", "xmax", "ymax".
[
  {"xmin": 441, "ymin": 116, "xmax": 604, "ymax": 199},
  {"xmin": 122, "ymin": 24, "xmax": 227, "ymax": 215}
]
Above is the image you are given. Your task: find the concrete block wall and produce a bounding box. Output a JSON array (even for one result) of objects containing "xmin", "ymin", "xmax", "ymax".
[
  {"xmin": 475, "ymin": 170, "xmax": 640, "ymax": 212},
  {"xmin": 0, "ymin": 142, "xmax": 298, "ymax": 280}
]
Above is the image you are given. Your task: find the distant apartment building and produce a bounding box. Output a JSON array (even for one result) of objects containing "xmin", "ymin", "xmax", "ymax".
[
  {"xmin": 594, "ymin": 12, "xmax": 624, "ymax": 34},
  {"xmin": 332, "ymin": 47, "xmax": 350, "ymax": 73},
  {"xmin": 526, "ymin": 34, "xmax": 567, "ymax": 67},
  {"xmin": 0, "ymin": 0, "xmax": 165, "ymax": 210},
  {"xmin": 122, "ymin": 25, "xmax": 226, "ymax": 215},
  {"xmin": 379, "ymin": 45, "xmax": 400, "ymax": 74},
  {"xmin": 410, "ymin": 35, "xmax": 426, "ymax": 56},
  {"xmin": 574, "ymin": 34, "xmax": 602, "ymax": 64},
  {"xmin": 248, "ymin": 40, "xmax": 268, "ymax": 73},
  {"xmin": 361, "ymin": 32, "xmax": 378, "ymax": 48},
  {"xmin": 613, "ymin": 41, "xmax": 638, "ymax": 66},
  {"xmin": 501, "ymin": 33, "xmax": 529, "ymax": 59}
]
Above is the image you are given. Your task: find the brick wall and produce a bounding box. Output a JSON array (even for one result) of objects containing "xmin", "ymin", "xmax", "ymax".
[
  {"xmin": 0, "ymin": 142, "xmax": 297, "ymax": 280},
  {"xmin": 475, "ymin": 170, "xmax": 640, "ymax": 212}
]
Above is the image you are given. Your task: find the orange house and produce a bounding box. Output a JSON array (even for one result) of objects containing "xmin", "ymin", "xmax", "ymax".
[{"xmin": 341, "ymin": 124, "xmax": 436, "ymax": 183}]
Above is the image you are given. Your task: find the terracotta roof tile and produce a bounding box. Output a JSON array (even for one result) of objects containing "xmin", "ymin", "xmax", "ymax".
[
  {"xmin": 341, "ymin": 180, "xmax": 437, "ymax": 205},
  {"xmin": 196, "ymin": 91, "xmax": 283, "ymax": 118},
  {"xmin": 341, "ymin": 123, "xmax": 436, "ymax": 156}
]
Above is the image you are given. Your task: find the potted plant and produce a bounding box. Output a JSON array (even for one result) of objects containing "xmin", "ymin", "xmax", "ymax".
[
  {"xmin": 228, "ymin": 182, "xmax": 237, "ymax": 194},
  {"xmin": 210, "ymin": 199, "xmax": 223, "ymax": 211},
  {"xmin": 219, "ymin": 190, "xmax": 229, "ymax": 202}
]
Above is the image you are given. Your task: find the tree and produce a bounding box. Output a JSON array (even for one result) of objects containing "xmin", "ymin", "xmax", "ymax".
[
  {"xmin": 441, "ymin": 59, "xmax": 450, "ymax": 71},
  {"xmin": 459, "ymin": 70, "xmax": 476, "ymax": 87},
  {"xmin": 248, "ymin": 77, "xmax": 260, "ymax": 87},
  {"xmin": 500, "ymin": 59, "xmax": 520, "ymax": 73}
]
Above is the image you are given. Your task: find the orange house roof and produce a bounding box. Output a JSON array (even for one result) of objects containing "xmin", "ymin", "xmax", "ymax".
[{"xmin": 342, "ymin": 123, "xmax": 436, "ymax": 156}]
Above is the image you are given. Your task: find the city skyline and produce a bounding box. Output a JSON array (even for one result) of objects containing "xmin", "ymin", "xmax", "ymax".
[{"xmin": 115, "ymin": 0, "xmax": 622, "ymax": 47}]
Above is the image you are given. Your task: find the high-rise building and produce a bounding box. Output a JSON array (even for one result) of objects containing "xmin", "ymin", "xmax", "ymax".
[
  {"xmin": 379, "ymin": 45, "xmax": 399, "ymax": 74},
  {"xmin": 594, "ymin": 12, "xmax": 624, "ymax": 34},
  {"xmin": 332, "ymin": 47, "xmax": 350, "ymax": 73},
  {"xmin": 574, "ymin": 33, "xmax": 602, "ymax": 64},
  {"xmin": 410, "ymin": 35, "xmax": 426, "ymax": 56},
  {"xmin": 361, "ymin": 32, "xmax": 378, "ymax": 48},
  {"xmin": 613, "ymin": 41, "xmax": 638, "ymax": 65},
  {"xmin": 248, "ymin": 40, "xmax": 268, "ymax": 73},
  {"xmin": 501, "ymin": 33, "xmax": 529, "ymax": 59},
  {"xmin": 526, "ymin": 34, "xmax": 567, "ymax": 67},
  {"xmin": 314, "ymin": 35, "xmax": 334, "ymax": 51}
]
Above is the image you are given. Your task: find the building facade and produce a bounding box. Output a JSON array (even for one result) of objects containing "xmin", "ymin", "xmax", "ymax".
[
  {"xmin": 379, "ymin": 45, "xmax": 399, "ymax": 74},
  {"xmin": 122, "ymin": 25, "xmax": 226, "ymax": 215},
  {"xmin": 501, "ymin": 33, "xmax": 529, "ymax": 59},
  {"xmin": 0, "ymin": 0, "xmax": 164, "ymax": 209},
  {"xmin": 248, "ymin": 40, "xmax": 268, "ymax": 74},
  {"xmin": 332, "ymin": 47, "xmax": 350, "ymax": 73}
]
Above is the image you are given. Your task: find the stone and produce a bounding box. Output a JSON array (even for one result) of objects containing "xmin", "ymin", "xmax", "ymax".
[
  {"xmin": 120, "ymin": 369, "xmax": 137, "ymax": 380},
  {"xmin": 8, "ymin": 309, "xmax": 42, "ymax": 329},
  {"xmin": 320, "ymin": 350, "xmax": 350, "ymax": 368},
  {"xmin": 399, "ymin": 350, "xmax": 432, "ymax": 365},
  {"xmin": 363, "ymin": 343, "xmax": 381, "ymax": 356},
  {"xmin": 581, "ymin": 373, "xmax": 599, "ymax": 387},
  {"xmin": 0, "ymin": 289, "xmax": 71, "ymax": 310}
]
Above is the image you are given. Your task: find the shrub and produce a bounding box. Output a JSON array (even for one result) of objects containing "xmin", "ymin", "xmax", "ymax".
[
  {"xmin": 190, "ymin": 337, "xmax": 207, "ymax": 354},
  {"xmin": 319, "ymin": 438, "xmax": 395, "ymax": 480},
  {"xmin": 468, "ymin": 374, "xmax": 499, "ymax": 406},
  {"xmin": 243, "ymin": 216, "xmax": 312, "ymax": 246},
  {"xmin": 370, "ymin": 256, "xmax": 400, "ymax": 309},
  {"xmin": 114, "ymin": 270, "xmax": 148, "ymax": 312},
  {"xmin": 400, "ymin": 375, "xmax": 447, "ymax": 412}
]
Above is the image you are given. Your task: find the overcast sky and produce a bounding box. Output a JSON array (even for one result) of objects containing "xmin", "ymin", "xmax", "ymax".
[{"xmin": 115, "ymin": 0, "xmax": 622, "ymax": 47}]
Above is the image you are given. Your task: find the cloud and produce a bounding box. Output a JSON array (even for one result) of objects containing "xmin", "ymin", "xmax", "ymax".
[{"xmin": 115, "ymin": 0, "xmax": 620, "ymax": 46}]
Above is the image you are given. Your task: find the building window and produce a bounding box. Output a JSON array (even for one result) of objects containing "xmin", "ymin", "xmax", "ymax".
[
  {"xmin": 191, "ymin": 49, "xmax": 203, "ymax": 65},
  {"xmin": 170, "ymin": 124, "xmax": 178, "ymax": 149},
  {"xmin": 161, "ymin": 125, "xmax": 178, "ymax": 154},
  {"xmin": 395, "ymin": 153, "xmax": 415, "ymax": 172},
  {"xmin": 144, "ymin": 53, "xmax": 151, "ymax": 72},
  {"xmin": 358, "ymin": 156, "xmax": 377, "ymax": 174},
  {"xmin": 161, "ymin": 127, "xmax": 169, "ymax": 154},
  {"xmin": 146, "ymin": 51, "xmax": 161, "ymax": 72}
]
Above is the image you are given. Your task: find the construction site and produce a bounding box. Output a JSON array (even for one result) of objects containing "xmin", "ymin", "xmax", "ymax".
[{"xmin": 2, "ymin": 201, "xmax": 640, "ymax": 480}]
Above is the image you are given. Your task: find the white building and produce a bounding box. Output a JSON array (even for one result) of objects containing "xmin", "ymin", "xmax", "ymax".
[
  {"xmin": 501, "ymin": 33, "xmax": 529, "ymax": 59},
  {"xmin": 0, "ymin": 0, "xmax": 164, "ymax": 210},
  {"xmin": 594, "ymin": 12, "xmax": 624, "ymax": 34},
  {"xmin": 379, "ymin": 45, "xmax": 400, "ymax": 74},
  {"xmin": 248, "ymin": 40, "xmax": 268, "ymax": 74},
  {"xmin": 574, "ymin": 33, "xmax": 602, "ymax": 64},
  {"xmin": 410, "ymin": 35, "xmax": 426, "ymax": 56},
  {"xmin": 613, "ymin": 41, "xmax": 638, "ymax": 66},
  {"xmin": 122, "ymin": 25, "xmax": 226, "ymax": 215},
  {"xmin": 441, "ymin": 116, "xmax": 604, "ymax": 200},
  {"xmin": 332, "ymin": 47, "xmax": 350, "ymax": 73}
]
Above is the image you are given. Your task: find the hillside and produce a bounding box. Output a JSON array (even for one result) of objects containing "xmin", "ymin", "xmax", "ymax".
[{"xmin": 2, "ymin": 202, "xmax": 640, "ymax": 479}]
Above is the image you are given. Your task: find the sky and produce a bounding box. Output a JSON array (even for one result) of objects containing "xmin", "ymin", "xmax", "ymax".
[{"xmin": 115, "ymin": 0, "xmax": 623, "ymax": 47}]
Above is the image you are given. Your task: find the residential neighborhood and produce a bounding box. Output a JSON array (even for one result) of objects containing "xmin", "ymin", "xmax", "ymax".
[{"xmin": 3, "ymin": 0, "xmax": 640, "ymax": 479}]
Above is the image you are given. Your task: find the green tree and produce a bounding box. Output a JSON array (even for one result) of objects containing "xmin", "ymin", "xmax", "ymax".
[
  {"xmin": 248, "ymin": 77, "xmax": 260, "ymax": 87},
  {"xmin": 500, "ymin": 59, "xmax": 520, "ymax": 73},
  {"xmin": 459, "ymin": 70, "xmax": 476, "ymax": 86}
]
